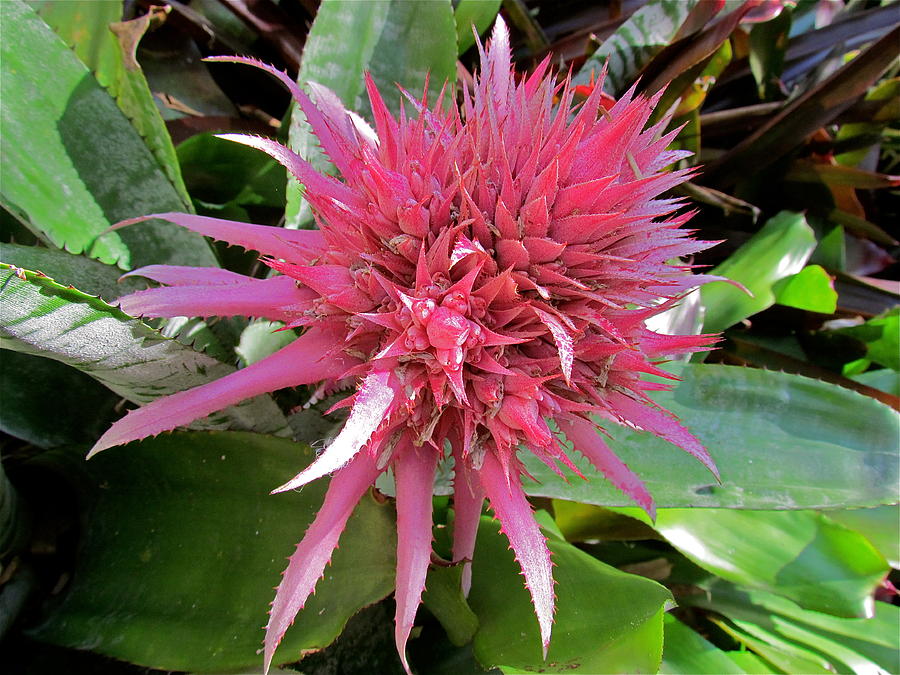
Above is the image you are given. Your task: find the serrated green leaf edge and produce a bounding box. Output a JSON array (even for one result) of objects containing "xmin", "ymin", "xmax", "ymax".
[{"xmin": 0, "ymin": 263, "xmax": 288, "ymax": 437}]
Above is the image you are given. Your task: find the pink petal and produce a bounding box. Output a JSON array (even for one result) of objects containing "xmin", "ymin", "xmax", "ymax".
[
  {"xmin": 451, "ymin": 447, "xmax": 484, "ymax": 596},
  {"xmin": 111, "ymin": 213, "xmax": 325, "ymax": 261},
  {"xmin": 121, "ymin": 265, "xmax": 253, "ymax": 286},
  {"xmin": 203, "ymin": 55, "xmax": 355, "ymax": 176},
  {"xmin": 606, "ymin": 391, "xmax": 719, "ymax": 479},
  {"xmin": 532, "ymin": 306, "xmax": 574, "ymax": 384},
  {"xmin": 557, "ymin": 416, "xmax": 656, "ymax": 519},
  {"xmin": 216, "ymin": 134, "xmax": 362, "ymax": 208},
  {"xmin": 393, "ymin": 438, "xmax": 440, "ymax": 675},
  {"xmin": 118, "ymin": 276, "xmax": 310, "ymax": 321},
  {"xmin": 264, "ymin": 451, "xmax": 382, "ymax": 673},
  {"xmin": 265, "ymin": 262, "xmax": 373, "ymax": 313},
  {"xmin": 479, "ymin": 451, "xmax": 555, "ymax": 658},
  {"xmin": 88, "ymin": 327, "xmax": 352, "ymax": 457},
  {"xmin": 271, "ymin": 370, "xmax": 398, "ymax": 493},
  {"xmin": 307, "ymin": 81, "xmax": 378, "ymax": 151}
]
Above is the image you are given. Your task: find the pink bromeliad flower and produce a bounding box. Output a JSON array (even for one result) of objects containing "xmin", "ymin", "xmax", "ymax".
[{"xmin": 91, "ymin": 20, "xmax": 722, "ymax": 674}]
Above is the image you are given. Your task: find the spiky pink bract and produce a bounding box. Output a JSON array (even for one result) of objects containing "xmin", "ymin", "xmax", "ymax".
[{"xmin": 93, "ymin": 20, "xmax": 722, "ymax": 673}]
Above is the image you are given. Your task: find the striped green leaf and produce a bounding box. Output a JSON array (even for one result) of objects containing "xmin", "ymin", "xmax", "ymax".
[
  {"xmin": 0, "ymin": 1, "xmax": 215, "ymax": 269},
  {"xmin": 0, "ymin": 263, "xmax": 288, "ymax": 437},
  {"xmin": 523, "ymin": 363, "xmax": 900, "ymax": 510},
  {"xmin": 32, "ymin": 0, "xmax": 192, "ymax": 209},
  {"xmin": 575, "ymin": 0, "xmax": 700, "ymax": 93}
]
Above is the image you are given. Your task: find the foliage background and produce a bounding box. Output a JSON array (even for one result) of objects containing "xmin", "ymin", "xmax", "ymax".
[{"xmin": 0, "ymin": 0, "xmax": 898, "ymax": 673}]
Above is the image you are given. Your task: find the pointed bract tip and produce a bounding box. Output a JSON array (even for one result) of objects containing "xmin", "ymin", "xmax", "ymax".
[{"xmin": 491, "ymin": 15, "xmax": 510, "ymax": 46}]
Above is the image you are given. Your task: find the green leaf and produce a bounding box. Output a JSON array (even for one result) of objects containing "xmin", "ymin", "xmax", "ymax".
[
  {"xmin": 702, "ymin": 211, "xmax": 816, "ymax": 333},
  {"xmin": 689, "ymin": 583, "xmax": 900, "ymax": 675},
  {"xmin": 0, "ymin": 350, "xmax": 119, "ymax": 449},
  {"xmin": 772, "ymin": 264, "xmax": 838, "ymax": 313},
  {"xmin": 825, "ymin": 506, "xmax": 900, "ymax": 568},
  {"xmin": 235, "ymin": 320, "xmax": 297, "ymax": 367},
  {"xmin": 642, "ymin": 509, "xmax": 888, "ymax": 617},
  {"xmin": 285, "ymin": 0, "xmax": 457, "ymax": 228},
  {"xmin": 422, "ymin": 565, "xmax": 480, "ymax": 647},
  {"xmin": 522, "ymin": 363, "xmax": 900, "ymax": 509},
  {"xmin": 726, "ymin": 651, "xmax": 780, "ymax": 674},
  {"xmin": 454, "ymin": 0, "xmax": 502, "ymax": 54},
  {"xmin": 0, "ymin": 1, "xmax": 216, "ymax": 269},
  {"xmin": 659, "ymin": 614, "xmax": 745, "ymax": 674},
  {"xmin": 0, "ymin": 242, "xmax": 142, "ymax": 302},
  {"xmin": 575, "ymin": 0, "xmax": 700, "ymax": 93},
  {"xmin": 749, "ymin": 7, "xmax": 791, "ymax": 100},
  {"xmin": 468, "ymin": 516, "xmax": 672, "ymax": 672},
  {"xmin": 30, "ymin": 431, "xmax": 398, "ymax": 672},
  {"xmin": 33, "ymin": 0, "xmax": 192, "ymax": 209},
  {"xmin": 0, "ymin": 264, "xmax": 288, "ymax": 436},
  {"xmin": 552, "ymin": 501, "xmax": 661, "ymax": 542},
  {"xmin": 177, "ymin": 133, "xmax": 286, "ymax": 209},
  {"xmin": 850, "ymin": 369, "xmax": 900, "ymax": 397},
  {"xmin": 714, "ymin": 618, "xmax": 833, "ymax": 674},
  {"xmin": 833, "ymin": 309, "xmax": 900, "ymax": 371}
]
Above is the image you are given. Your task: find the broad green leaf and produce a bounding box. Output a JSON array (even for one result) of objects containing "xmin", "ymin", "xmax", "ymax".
[
  {"xmin": 726, "ymin": 651, "xmax": 780, "ymax": 674},
  {"xmin": 468, "ymin": 516, "xmax": 672, "ymax": 672},
  {"xmin": 660, "ymin": 615, "xmax": 745, "ymax": 674},
  {"xmin": 32, "ymin": 0, "xmax": 192, "ymax": 208},
  {"xmin": 833, "ymin": 309, "xmax": 900, "ymax": 371},
  {"xmin": 0, "ymin": 264, "xmax": 288, "ymax": 437},
  {"xmin": 0, "ymin": 242, "xmax": 142, "ymax": 302},
  {"xmin": 30, "ymin": 432, "xmax": 397, "ymax": 672},
  {"xmin": 0, "ymin": 350, "xmax": 119, "ymax": 449},
  {"xmin": 850, "ymin": 368, "xmax": 900, "ymax": 396},
  {"xmin": 177, "ymin": 133, "xmax": 286, "ymax": 209},
  {"xmin": 285, "ymin": 0, "xmax": 457, "ymax": 228},
  {"xmin": 522, "ymin": 363, "xmax": 900, "ymax": 509},
  {"xmin": 689, "ymin": 583, "xmax": 900, "ymax": 675},
  {"xmin": 773, "ymin": 264, "xmax": 838, "ymax": 313},
  {"xmin": 702, "ymin": 211, "xmax": 816, "ymax": 333},
  {"xmin": 714, "ymin": 618, "xmax": 833, "ymax": 674},
  {"xmin": 0, "ymin": 1, "xmax": 216, "ymax": 269},
  {"xmin": 285, "ymin": 0, "xmax": 390, "ymax": 229},
  {"xmin": 808, "ymin": 219, "xmax": 845, "ymax": 271},
  {"xmin": 637, "ymin": 509, "xmax": 888, "ymax": 617},
  {"xmin": 235, "ymin": 320, "xmax": 297, "ymax": 367},
  {"xmin": 552, "ymin": 501, "xmax": 661, "ymax": 542},
  {"xmin": 825, "ymin": 506, "xmax": 900, "ymax": 568},
  {"xmin": 575, "ymin": 0, "xmax": 700, "ymax": 93},
  {"xmin": 422, "ymin": 565, "xmax": 480, "ymax": 646},
  {"xmin": 454, "ymin": 0, "xmax": 502, "ymax": 54}
]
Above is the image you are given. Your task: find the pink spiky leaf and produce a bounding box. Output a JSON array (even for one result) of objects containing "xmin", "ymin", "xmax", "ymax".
[
  {"xmin": 393, "ymin": 438, "xmax": 440, "ymax": 675},
  {"xmin": 264, "ymin": 451, "xmax": 383, "ymax": 673},
  {"xmin": 89, "ymin": 327, "xmax": 354, "ymax": 457},
  {"xmin": 451, "ymin": 445, "xmax": 485, "ymax": 596},
  {"xmin": 111, "ymin": 213, "xmax": 325, "ymax": 260},
  {"xmin": 557, "ymin": 416, "xmax": 656, "ymax": 520},
  {"xmin": 271, "ymin": 370, "xmax": 398, "ymax": 493},
  {"xmin": 480, "ymin": 451, "xmax": 555, "ymax": 658}
]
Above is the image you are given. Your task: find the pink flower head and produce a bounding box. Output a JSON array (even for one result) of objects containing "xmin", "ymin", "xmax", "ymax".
[{"xmin": 92, "ymin": 20, "xmax": 721, "ymax": 673}]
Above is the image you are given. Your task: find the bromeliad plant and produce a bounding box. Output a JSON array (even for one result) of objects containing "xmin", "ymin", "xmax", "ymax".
[
  {"xmin": 1, "ymin": 1, "xmax": 898, "ymax": 674},
  {"xmin": 90, "ymin": 21, "xmax": 724, "ymax": 671}
]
